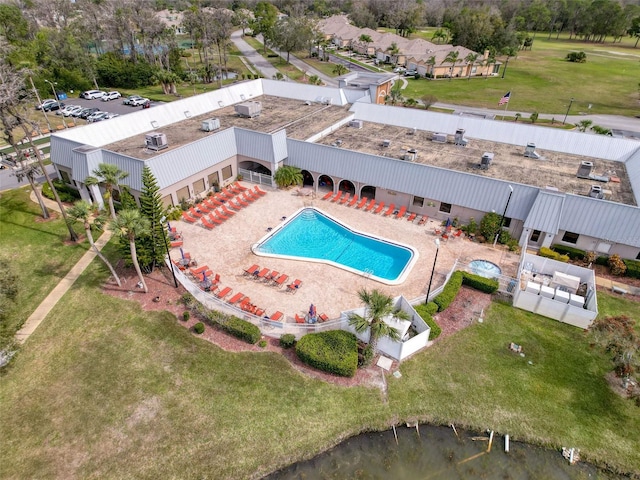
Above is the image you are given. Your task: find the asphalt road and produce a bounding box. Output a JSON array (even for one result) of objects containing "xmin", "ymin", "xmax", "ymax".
[{"xmin": 0, "ymin": 163, "xmax": 57, "ymax": 192}]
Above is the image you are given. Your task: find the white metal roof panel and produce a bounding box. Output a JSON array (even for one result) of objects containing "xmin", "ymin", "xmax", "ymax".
[
  {"xmin": 50, "ymin": 137, "xmax": 84, "ymax": 169},
  {"xmin": 235, "ymin": 128, "xmax": 287, "ymax": 163},
  {"xmin": 524, "ymin": 190, "xmax": 565, "ymax": 234},
  {"xmin": 623, "ymin": 148, "xmax": 640, "ymax": 202},
  {"xmin": 262, "ymin": 79, "xmax": 349, "ymax": 105}
]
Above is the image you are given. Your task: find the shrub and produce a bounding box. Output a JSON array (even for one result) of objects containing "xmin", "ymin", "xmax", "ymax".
[
  {"xmin": 413, "ymin": 303, "xmax": 441, "ymax": 340},
  {"xmin": 551, "ymin": 245, "xmax": 586, "ymax": 261},
  {"xmin": 608, "ymin": 254, "xmax": 627, "ymax": 276},
  {"xmin": 219, "ymin": 316, "xmax": 261, "ymax": 344},
  {"xmin": 433, "ymin": 271, "xmax": 463, "ymax": 312},
  {"xmin": 42, "ymin": 180, "xmax": 81, "ymax": 203},
  {"xmin": 296, "ymin": 330, "xmax": 358, "ymax": 377},
  {"xmin": 279, "ymin": 334, "xmax": 296, "ymax": 349},
  {"xmin": 193, "ymin": 322, "xmax": 205, "ymax": 334},
  {"xmin": 566, "ymin": 51, "xmax": 587, "ymax": 63},
  {"xmin": 180, "ymin": 293, "xmax": 195, "ymax": 307},
  {"xmin": 258, "ymin": 339, "xmax": 267, "ymax": 348},
  {"xmin": 479, "ymin": 212, "xmax": 502, "ymax": 242},
  {"xmin": 623, "ymin": 259, "xmax": 640, "ymax": 279},
  {"xmin": 538, "ymin": 247, "xmax": 569, "ymax": 263},
  {"xmin": 461, "ymin": 272, "xmax": 499, "ymax": 293},
  {"xmin": 585, "ymin": 251, "xmax": 597, "ymax": 264},
  {"xmin": 182, "ymin": 311, "xmax": 190, "ymax": 321},
  {"xmin": 595, "ymin": 255, "xmax": 609, "ymax": 266}
]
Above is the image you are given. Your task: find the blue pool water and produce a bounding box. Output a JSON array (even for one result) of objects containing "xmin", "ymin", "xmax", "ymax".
[{"xmin": 253, "ymin": 208, "xmax": 416, "ymax": 284}]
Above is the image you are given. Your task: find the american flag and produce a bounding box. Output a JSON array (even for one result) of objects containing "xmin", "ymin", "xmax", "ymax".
[{"xmin": 498, "ymin": 91, "xmax": 511, "ymax": 106}]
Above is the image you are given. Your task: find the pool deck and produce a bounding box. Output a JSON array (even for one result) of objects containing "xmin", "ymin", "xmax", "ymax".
[{"xmin": 172, "ymin": 185, "xmax": 521, "ymax": 323}]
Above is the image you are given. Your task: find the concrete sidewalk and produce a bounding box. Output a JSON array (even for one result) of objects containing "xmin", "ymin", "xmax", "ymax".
[{"xmin": 594, "ymin": 276, "xmax": 640, "ymax": 297}]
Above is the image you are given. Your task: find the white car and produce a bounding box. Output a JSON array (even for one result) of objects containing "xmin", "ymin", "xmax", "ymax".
[
  {"xmin": 63, "ymin": 106, "xmax": 84, "ymax": 117},
  {"xmin": 101, "ymin": 91, "xmax": 121, "ymax": 101},
  {"xmin": 87, "ymin": 111, "xmax": 108, "ymax": 123},
  {"xmin": 57, "ymin": 105, "xmax": 80, "ymax": 116},
  {"xmin": 130, "ymin": 97, "xmax": 149, "ymax": 107},
  {"xmin": 81, "ymin": 90, "xmax": 106, "ymax": 99}
]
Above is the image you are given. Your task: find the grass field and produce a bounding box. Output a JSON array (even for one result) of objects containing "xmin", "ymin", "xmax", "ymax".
[{"xmin": 0, "ymin": 193, "xmax": 639, "ymax": 478}]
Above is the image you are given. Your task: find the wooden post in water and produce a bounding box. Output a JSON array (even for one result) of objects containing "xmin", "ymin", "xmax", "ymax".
[
  {"xmin": 392, "ymin": 425, "xmax": 398, "ymax": 445},
  {"xmin": 451, "ymin": 424, "xmax": 459, "ymax": 439},
  {"xmin": 487, "ymin": 431, "xmax": 494, "ymax": 453},
  {"xmin": 505, "ymin": 434, "xmax": 510, "ymax": 453}
]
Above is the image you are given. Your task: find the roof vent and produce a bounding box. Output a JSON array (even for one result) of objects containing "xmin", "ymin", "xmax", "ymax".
[
  {"xmin": 577, "ymin": 161, "xmax": 593, "ymax": 179},
  {"xmin": 454, "ymin": 129, "xmax": 467, "ymax": 146},
  {"xmin": 589, "ymin": 185, "xmax": 604, "ymax": 199},
  {"xmin": 349, "ymin": 119, "xmax": 363, "ymax": 128},
  {"xmin": 480, "ymin": 152, "xmax": 494, "ymax": 169},
  {"xmin": 145, "ymin": 132, "xmax": 168, "ymax": 151},
  {"xmin": 524, "ymin": 142, "xmax": 541, "ymax": 159}
]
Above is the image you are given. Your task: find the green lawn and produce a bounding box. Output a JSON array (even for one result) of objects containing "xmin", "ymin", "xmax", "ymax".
[{"xmin": 0, "ymin": 193, "xmax": 639, "ymax": 478}]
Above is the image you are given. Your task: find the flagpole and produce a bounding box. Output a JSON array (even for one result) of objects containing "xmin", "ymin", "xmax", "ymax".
[{"xmin": 503, "ymin": 92, "xmax": 509, "ymax": 120}]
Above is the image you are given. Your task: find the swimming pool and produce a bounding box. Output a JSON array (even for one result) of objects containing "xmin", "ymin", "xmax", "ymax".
[{"xmin": 252, "ymin": 208, "xmax": 418, "ymax": 285}]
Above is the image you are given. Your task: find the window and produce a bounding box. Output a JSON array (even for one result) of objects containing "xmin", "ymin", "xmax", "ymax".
[
  {"xmin": 561, "ymin": 231, "xmax": 579, "ymax": 244},
  {"xmin": 161, "ymin": 195, "xmax": 173, "ymax": 208},
  {"xmin": 503, "ymin": 217, "xmax": 511, "ymax": 228},
  {"xmin": 439, "ymin": 202, "xmax": 451, "ymax": 213},
  {"xmin": 176, "ymin": 186, "xmax": 190, "ymax": 202},
  {"xmin": 193, "ymin": 178, "xmax": 205, "ymax": 195},
  {"xmin": 636, "ymin": 251, "xmax": 640, "ymax": 260},
  {"xmin": 530, "ymin": 230, "xmax": 541, "ymax": 242},
  {"xmin": 208, "ymin": 172, "xmax": 219, "ymax": 188},
  {"xmin": 412, "ymin": 196, "xmax": 424, "ymax": 208},
  {"xmin": 222, "ymin": 165, "xmax": 233, "ymax": 180}
]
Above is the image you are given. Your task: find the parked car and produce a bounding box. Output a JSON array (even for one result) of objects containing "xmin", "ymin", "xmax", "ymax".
[
  {"xmin": 80, "ymin": 90, "xmax": 106, "ymax": 99},
  {"xmin": 122, "ymin": 95, "xmax": 143, "ymax": 105},
  {"xmin": 78, "ymin": 107, "xmax": 99, "ymax": 119},
  {"xmin": 105, "ymin": 112, "xmax": 119, "ymax": 119},
  {"xmin": 101, "ymin": 91, "xmax": 121, "ymax": 101},
  {"xmin": 56, "ymin": 105, "xmax": 78, "ymax": 116},
  {"xmin": 130, "ymin": 97, "xmax": 149, "ymax": 107},
  {"xmin": 61, "ymin": 105, "xmax": 83, "ymax": 117},
  {"xmin": 393, "ymin": 67, "xmax": 406, "ymax": 73},
  {"xmin": 404, "ymin": 69, "xmax": 417, "ymax": 76},
  {"xmin": 36, "ymin": 99, "xmax": 65, "ymax": 111},
  {"xmin": 87, "ymin": 111, "xmax": 108, "ymax": 123}
]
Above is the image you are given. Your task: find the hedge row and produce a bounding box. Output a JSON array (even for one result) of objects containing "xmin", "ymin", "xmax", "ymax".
[
  {"xmin": 433, "ymin": 271, "xmax": 463, "ymax": 312},
  {"xmin": 538, "ymin": 247, "xmax": 569, "ymax": 263},
  {"xmin": 551, "ymin": 245, "xmax": 586, "ymax": 261},
  {"xmin": 461, "ymin": 272, "xmax": 499, "ymax": 293},
  {"xmin": 219, "ymin": 316, "xmax": 261, "ymax": 344},
  {"xmin": 296, "ymin": 330, "xmax": 358, "ymax": 377},
  {"xmin": 623, "ymin": 259, "xmax": 640, "ymax": 279},
  {"xmin": 413, "ymin": 303, "xmax": 441, "ymax": 340}
]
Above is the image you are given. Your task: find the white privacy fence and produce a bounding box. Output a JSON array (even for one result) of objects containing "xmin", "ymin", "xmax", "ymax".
[{"xmin": 238, "ymin": 168, "xmax": 274, "ymax": 187}]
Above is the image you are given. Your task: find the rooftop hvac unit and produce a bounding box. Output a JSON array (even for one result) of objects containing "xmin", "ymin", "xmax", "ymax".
[
  {"xmin": 315, "ymin": 96, "xmax": 331, "ymax": 105},
  {"xmin": 145, "ymin": 132, "xmax": 168, "ymax": 151},
  {"xmin": 480, "ymin": 152, "xmax": 494, "ymax": 169},
  {"xmin": 524, "ymin": 142, "xmax": 540, "ymax": 159},
  {"xmin": 349, "ymin": 120, "xmax": 363, "ymax": 129},
  {"xmin": 454, "ymin": 129, "xmax": 468, "ymax": 146},
  {"xmin": 382, "ymin": 140, "xmax": 390, "ymax": 148},
  {"xmin": 404, "ymin": 148, "xmax": 418, "ymax": 162},
  {"xmin": 235, "ymin": 101, "xmax": 262, "ymax": 118},
  {"xmin": 577, "ymin": 161, "xmax": 593, "ymax": 179},
  {"xmin": 589, "ymin": 185, "xmax": 604, "ymax": 199},
  {"xmin": 201, "ymin": 118, "xmax": 220, "ymax": 132},
  {"xmin": 432, "ymin": 132, "xmax": 447, "ymax": 143}
]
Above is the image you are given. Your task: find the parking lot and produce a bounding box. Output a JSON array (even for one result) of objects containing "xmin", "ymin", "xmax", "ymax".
[{"xmin": 56, "ymin": 94, "xmax": 157, "ymax": 117}]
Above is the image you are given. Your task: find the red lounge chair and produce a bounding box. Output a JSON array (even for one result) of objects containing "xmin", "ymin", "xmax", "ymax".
[
  {"xmin": 238, "ymin": 297, "xmax": 251, "ymax": 310},
  {"xmin": 407, "ymin": 212, "xmax": 417, "ymax": 222},
  {"xmin": 383, "ymin": 204, "xmax": 395, "ymax": 216},
  {"xmin": 215, "ymin": 286, "xmax": 232, "ymax": 299},
  {"xmin": 355, "ymin": 197, "xmax": 368, "ymax": 209},
  {"xmin": 255, "ymin": 308, "xmax": 265, "ymax": 317},
  {"xmin": 395, "ymin": 206, "xmax": 406, "ymax": 219},
  {"xmin": 264, "ymin": 271, "xmax": 279, "ymax": 283},
  {"xmin": 254, "ymin": 185, "xmax": 267, "ymax": 196},
  {"xmin": 254, "ymin": 268, "xmax": 269, "ymax": 280},
  {"xmin": 330, "ymin": 191, "xmax": 344, "ymax": 203},
  {"xmin": 210, "ymin": 196, "xmax": 224, "ymax": 206},
  {"xmin": 272, "ymin": 274, "xmax": 289, "ymax": 287},
  {"xmin": 236, "ymin": 196, "xmax": 249, "ymax": 207},
  {"xmin": 197, "ymin": 203, "xmax": 211, "ymax": 214},
  {"xmin": 228, "ymin": 292, "xmax": 244, "ymax": 304},
  {"xmin": 170, "ymin": 240, "xmax": 183, "ymax": 248},
  {"xmin": 190, "ymin": 265, "xmax": 208, "ymax": 276},
  {"xmin": 319, "ymin": 313, "xmax": 329, "ymax": 322},
  {"xmin": 243, "ymin": 192, "xmax": 255, "ymax": 203},
  {"xmin": 269, "ymin": 311, "xmax": 283, "ymax": 322},
  {"xmin": 374, "ymin": 202, "xmax": 385, "ymax": 214},
  {"xmin": 216, "ymin": 209, "xmax": 230, "ymax": 221},
  {"xmin": 243, "ymin": 264, "xmax": 260, "ymax": 276},
  {"xmin": 182, "ymin": 212, "xmax": 197, "ymax": 223},
  {"xmin": 234, "ymin": 181, "xmax": 247, "ymax": 191},
  {"xmin": 454, "ymin": 229, "xmax": 463, "ymax": 238},
  {"xmin": 228, "ymin": 200, "xmax": 241, "ymax": 211},
  {"xmin": 295, "ymin": 314, "xmax": 305, "ymax": 324},
  {"xmin": 201, "ymin": 217, "xmax": 216, "ymax": 230},
  {"xmin": 207, "ymin": 213, "xmax": 223, "ymax": 225},
  {"xmin": 339, "ymin": 193, "xmax": 351, "ymax": 204},
  {"xmin": 287, "ymin": 279, "xmax": 302, "ymax": 294},
  {"xmin": 222, "ymin": 205, "xmax": 236, "ymax": 216},
  {"xmin": 364, "ymin": 199, "xmax": 376, "ymax": 211},
  {"xmin": 321, "ymin": 191, "xmax": 333, "ymax": 200},
  {"xmin": 219, "ymin": 189, "xmax": 233, "ymax": 200},
  {"xmin": 418, "ymin": 215, "xmax": 428, "ymax": 226},
  {"xmin": 348, "ymin": 195, "xmax": 359, "ymax": 207},
  {"xmin": 228, "ymin": 183, "xmax": 242, "ymax": 194},
  {"xmin": 188, "ymin": 207, "xmax": 203, "ymax": 218}
]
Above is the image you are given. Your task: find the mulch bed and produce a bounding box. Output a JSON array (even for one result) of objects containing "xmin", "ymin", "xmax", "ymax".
[{"xmin": 432, "ymin": 286, "xmax": 493, "ymax": 340}]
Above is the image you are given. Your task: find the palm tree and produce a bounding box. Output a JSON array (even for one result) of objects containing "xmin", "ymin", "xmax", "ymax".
[
  {"xmin": 431, "ymin": 29, "xmax": 447, "ymax": 44},
  {"xmin": 85, "ymin": 163, "xmax": 130, "ymax": 220},
  {"xmin": 348, "ymin": 288, "xmax": 410, "ymax": 365},
  {"xmin": 67, "ymin": 201, "xmax": 122, "ymax": 287},
  {"xmin": 484, "ymin": 56, "xmax": 496, "ymax": 80},
  {"xmin": 274, "ymin": 165, "xmax": 303, "ymax": 188},
  {"xmin": 332, "ymin": 63, "xmax": 348, "ymax": 76},
  {"xmin": 110, "ymin": 209, "xmax": 150, "ymax": 293},
  {"xmin": 442, "ymin": 50, "xmax": 460, "ymax": 81},
  {"xmin": 464, "ymin": 53, "xmax": 479, "ymax": 80},
  {"xmin": 578, "ymin": 119, "xmax": 593, "ymax": 132},
  {"xmin": 358, "ymin": 34, "xmax": 372, "ymax": 56},
  {"xmin": 425, "ymin": 56, "xmax": 436, "ymax": 78},
  {"xmin": 386, "ymin": 42, "xmax": 400, "ymax": 65}
]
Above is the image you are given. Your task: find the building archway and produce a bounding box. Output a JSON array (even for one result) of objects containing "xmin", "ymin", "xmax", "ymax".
[
  {"xmin": 360, "ymin": 185, "xmax": 376, "ymax": 199},
  {"xmin": 301, "ymin": 170, "xmax": 314, "ymax": 187},
  {"xmin": 339, "ymin": 180, "xmax": 355, "ymax": 194},
  {"xmin": 238, "ymin": 160, "xmax": 271, "ymax": 175},
  {"xmin": 318, "ymin": 174, "xmax": 334, "ymax": 192}
]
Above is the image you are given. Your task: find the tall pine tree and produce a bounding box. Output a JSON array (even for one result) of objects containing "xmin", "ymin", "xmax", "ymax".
[{"xmin": 137, "ymin": 166, "xmax": 169, "ymax": 272}]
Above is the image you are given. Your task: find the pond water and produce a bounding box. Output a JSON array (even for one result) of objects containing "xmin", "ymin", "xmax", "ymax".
[{"xmin": 264, "ymin": 424, "xmax": 625, "ymax": 480}]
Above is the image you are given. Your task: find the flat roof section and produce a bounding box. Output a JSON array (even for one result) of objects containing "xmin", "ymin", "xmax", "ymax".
[
  {"xmin": 316, "ymin": 122, "xmax": 636, "ymax": 206},
  {"xmin": 104, "ymin": 95, "xmax": 352, "ymax": 159}
]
